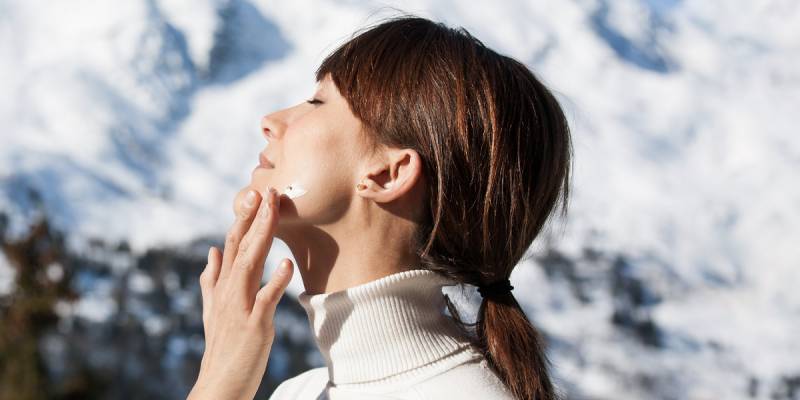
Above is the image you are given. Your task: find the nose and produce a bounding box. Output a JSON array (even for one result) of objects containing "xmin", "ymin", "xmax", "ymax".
[
  {"xmin": 261, "ymin": 103, "xmax": 302, "ymax": 141},
  {"xmin": 261, "ymin": 114, "xmax": 279, "ymax": 141}
]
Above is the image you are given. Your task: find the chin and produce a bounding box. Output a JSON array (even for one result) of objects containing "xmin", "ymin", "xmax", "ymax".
[
  {"xmin": 249, "ymin": 167, "xmax": 283, "ymax": 190},
  {"xmin": 232, "ymin": 182, "xmax": 301, "ymax": 225}
]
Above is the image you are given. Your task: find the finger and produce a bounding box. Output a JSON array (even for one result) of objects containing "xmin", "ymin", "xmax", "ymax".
[
  {"xmin": 250, "ymin": 258, "xmax": 293, "ymax": 330},
  {"xmin": 207, "ymin": 246, "xmax": 222, "ymax": 283},
  {"xmin": 218, "ymin": 189, "xmax": 261, "ymax": 283},
  {"xmin": 199, "ymin": 247, "xmax": 221, "ymax": 297},
  {"xmin": 199, "ymin": 247, "xmax": 221, "ymax": 325},
  {"xmin": 231, "ymin": 185, "xmax": 281, "ymax": 307}
]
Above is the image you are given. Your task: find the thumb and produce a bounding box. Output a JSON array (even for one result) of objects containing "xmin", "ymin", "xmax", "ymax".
[{"xmin": 250, "ymin": 259, "xmax": 294, "ymax": 328}]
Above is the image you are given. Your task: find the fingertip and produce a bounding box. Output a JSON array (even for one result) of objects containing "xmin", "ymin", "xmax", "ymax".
[
  {"xmin": 209, "ymin": 247, "xmax": 223, "ymax": 264},
  {"xmin": 272, "ymin": 188, "xmax": 281, "ymax": 211},
  {"xmin": 281, "ymin": 259, "xmax": 293, "ymax": 276}
]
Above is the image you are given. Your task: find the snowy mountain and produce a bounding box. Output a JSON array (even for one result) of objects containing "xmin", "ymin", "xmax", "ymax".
[{"xmin": 1, "ymin": 0, "xmax": 798, "ymax": 399}]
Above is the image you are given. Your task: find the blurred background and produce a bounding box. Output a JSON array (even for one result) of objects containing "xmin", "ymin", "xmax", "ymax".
[{"xmin": 1, "ymin": 0, "xmax": 798, "ymax": 399}]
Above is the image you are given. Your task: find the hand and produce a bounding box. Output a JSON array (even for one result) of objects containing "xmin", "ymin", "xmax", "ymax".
[{"xmin": 188, "ymin": 186, "xmax": 294, "ymax": 400}]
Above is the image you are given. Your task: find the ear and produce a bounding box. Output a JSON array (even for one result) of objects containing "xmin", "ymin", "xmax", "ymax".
[{"xmin": 356, "ymin": 148, "xmax": 423, "ymax": 204}]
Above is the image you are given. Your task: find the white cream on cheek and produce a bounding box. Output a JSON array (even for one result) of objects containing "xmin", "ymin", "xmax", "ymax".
[{"xmin": 284, "ymin": 182, "xmax": 308, "ymax": 199}]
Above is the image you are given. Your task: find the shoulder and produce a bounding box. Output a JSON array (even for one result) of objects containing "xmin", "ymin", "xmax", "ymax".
[
  {"xmin": 269, "ymin": 367, "xmax": 329, "ymax": 400},
  {"xmin": 413, "ymin": 356, "xmax": 516, "ymax": 399}
]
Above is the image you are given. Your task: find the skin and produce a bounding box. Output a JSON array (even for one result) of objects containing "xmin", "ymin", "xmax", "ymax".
[{"xmin": 189, "ymin": 73, "xmax": 428, "ymax": 399}]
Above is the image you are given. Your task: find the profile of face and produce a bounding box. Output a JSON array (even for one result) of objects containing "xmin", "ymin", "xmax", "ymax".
[{"xmin": 232, "ymin": 73, "xmax": 367, "ymax": 229}]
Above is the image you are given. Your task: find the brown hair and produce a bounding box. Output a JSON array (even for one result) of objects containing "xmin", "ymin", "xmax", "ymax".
[{"xmin": 316, "ymin": 14, "xmax": 572, "ymax": 400}]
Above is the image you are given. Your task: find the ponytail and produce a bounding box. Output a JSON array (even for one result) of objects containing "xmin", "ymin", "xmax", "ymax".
[{"xmin": 476, "ymin": 292, "xmax": 558, "ymax": 400}]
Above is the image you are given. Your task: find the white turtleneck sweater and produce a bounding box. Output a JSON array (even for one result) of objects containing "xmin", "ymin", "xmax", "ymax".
[{"xmin": 267, "ymin": 269, "xmax": 515, "ymax": 399}]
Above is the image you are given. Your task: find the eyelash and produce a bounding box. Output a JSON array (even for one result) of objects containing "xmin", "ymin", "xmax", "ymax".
[{"xmin": 306, "ymin": 98, "xmax": 323, "ymax": 105}]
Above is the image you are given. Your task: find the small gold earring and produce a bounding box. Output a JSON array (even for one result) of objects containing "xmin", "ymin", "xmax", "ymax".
[{"xmin": 356, "ymin": 182, "xmax": 367, "ymax": 190}]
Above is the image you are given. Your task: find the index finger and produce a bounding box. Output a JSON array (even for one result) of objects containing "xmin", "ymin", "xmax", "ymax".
[
  {"xmin": 218, "ymin": 189, "xmax": 261, "ymax": 284},
  {"xmin": 229, "ymin": 186, "xmax": 281, "ymax": 308}
]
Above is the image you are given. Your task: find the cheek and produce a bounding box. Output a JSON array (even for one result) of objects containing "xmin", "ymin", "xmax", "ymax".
[
  {"xmin": 291, "ymin": 137, "xmax": 351, "ymax": 186},
  {"xmin": 288, "ymin": 138, "xmax": 358, "ymax": 205},
  {"xmin": 280, "ymin": 111, "xmax": 363, "ymax": 200},
  {"xmin": 287, "ymin": 119, "xmax": 351, "ymax": 175}
]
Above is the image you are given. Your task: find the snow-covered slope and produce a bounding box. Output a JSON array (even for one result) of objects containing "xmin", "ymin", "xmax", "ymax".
[{"xmin": 2, "ymin": 0, "xmax": 798, "ymax": 398}]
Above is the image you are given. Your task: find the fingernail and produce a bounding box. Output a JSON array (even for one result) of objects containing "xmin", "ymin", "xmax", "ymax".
[
  {"xmin": 260, "ymin": 187, "xmax": 272, "ymax": 218},
  {"xmin": 277, "ymin": 260, "xmax": 290, "ymax": 276},
  {"xmin": 269, "ymin": 187, "xmax": 280, "ymax": 210},
  {"xmin": 243, "ymin": 190, "xmax": 257, "ymax": 208}
]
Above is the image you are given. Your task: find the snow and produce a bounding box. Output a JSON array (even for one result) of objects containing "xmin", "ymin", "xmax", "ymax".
[{"xmin": 0, "ymin": 249, "xmax": 15, "ymax": 296}]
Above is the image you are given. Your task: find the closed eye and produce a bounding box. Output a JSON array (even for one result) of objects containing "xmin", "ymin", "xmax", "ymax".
[{"xmin": 306, "ymin": 98, "xmax": 323, "ymax": 105}]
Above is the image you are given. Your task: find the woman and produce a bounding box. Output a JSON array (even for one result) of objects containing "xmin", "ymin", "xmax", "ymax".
[{"xmin": 188, "ymin": 14, "xmax": 572, "ymax": 400}]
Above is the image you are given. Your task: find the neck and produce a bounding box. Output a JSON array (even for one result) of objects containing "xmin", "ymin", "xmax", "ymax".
[{"xmin": 277, "ymin": 218, "xmax": 420, "ymax": 295}]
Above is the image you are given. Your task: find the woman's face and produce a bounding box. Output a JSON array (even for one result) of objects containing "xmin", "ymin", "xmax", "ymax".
[{"xmin": 233, "ymin": 73, "xmax": 367, "ymax": 227}]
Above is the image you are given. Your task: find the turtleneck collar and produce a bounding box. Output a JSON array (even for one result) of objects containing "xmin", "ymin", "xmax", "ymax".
[{"xmin": 297, "ymin": 269, "xmax": 482, "ymax": 385}]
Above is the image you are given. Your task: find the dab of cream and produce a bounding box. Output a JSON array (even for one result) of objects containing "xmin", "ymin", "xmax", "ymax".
[{"xmin": 284, "ymin": 182, "xmax": 308, "ymax": 199}]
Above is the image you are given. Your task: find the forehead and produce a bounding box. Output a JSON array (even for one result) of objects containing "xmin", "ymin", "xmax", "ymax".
[
  {"xmin": 316, "ymin": 73, "xmax": 343, "ymax": 99},
  {"xmin": 317, "ymin": 72, "xmax": 334, "ymax": 89}
]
